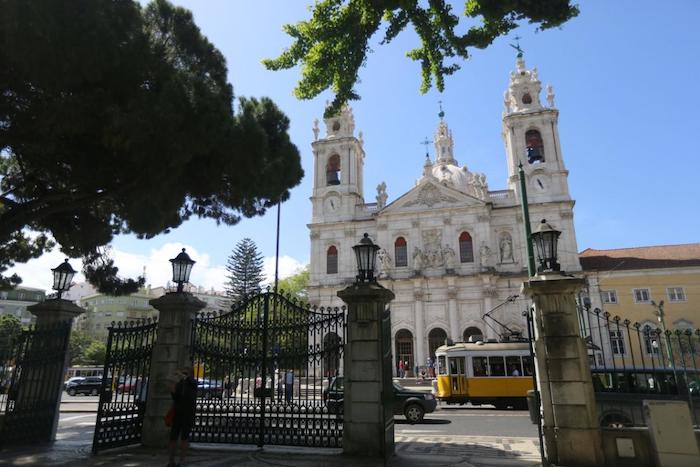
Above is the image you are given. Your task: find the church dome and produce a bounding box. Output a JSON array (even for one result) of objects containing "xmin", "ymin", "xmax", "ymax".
[{"xmin": 432, "ymin": 162, "xmax": 469, "ymax": 192}]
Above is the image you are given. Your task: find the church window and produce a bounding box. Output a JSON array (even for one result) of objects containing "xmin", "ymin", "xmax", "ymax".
[
  {"xmin": 326, "ymin": 154, "xmax": 341, "ymax": 185},
  {"xmin": 332, "ymin": 120, "xmax": 341, "ymax": 132},
  {"xmin": 394, "ymin": 237, "xmax": 407, "ymax": 267},
  {"xmin": 459, "ymin": 232, "xmax": 474, "ymax": 263},
  {"xmin": 522, "ymin": 93, "xmax": 532, "ymax": 104},
  {"xmin": 326, "ymin": 245, "xmax": 338, "ymax": 274},
  {"xmin": 525, "ymin": 130, "xmax": 545, "ymax": 164},
  {"xmin": 463, "ymin": 326, "xmax": 482, "ymax": 342}
]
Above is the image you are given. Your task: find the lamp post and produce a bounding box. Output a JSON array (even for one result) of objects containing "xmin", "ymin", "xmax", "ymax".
[
  {"xmin": 651, "ymin": 300, "xmax": 674, "ymax": 365},
  {"xmin": 530, "ymin": 219, "xmax": 561, "ymax": 274},
  {"xmin": 51, "ymin": 258, "xmax": 77, "ymax": 299},
  {"xmin": 352, "ymin": 233, "xmax": 380, "ymax": 283},
  {"xmin": 169, "ymin": 248, "xmax": 195, "ymax": 293}
]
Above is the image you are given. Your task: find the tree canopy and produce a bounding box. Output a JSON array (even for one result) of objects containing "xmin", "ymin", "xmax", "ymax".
[
  {"xmin": 0, "ymin": 0, "xmax": 303, "ymax": 293},
  {"xmin": 0, "ymin": 314, "xmax": 22, "ymax": 360},
  {"xmin": 225, "ymin": 238, "xmax": 265, "ymax": 303},
  {"xmin": 264, "ymin": 0, "xmax": 579, "ymax": 115},
  {"xmin": 276, "ymin": 266, "xmax": 309, "ymax": 303}
]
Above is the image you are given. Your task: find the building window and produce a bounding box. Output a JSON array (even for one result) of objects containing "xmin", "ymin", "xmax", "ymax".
[
  {"xmin": 428, "ymin": 328, "xmax": 447, "ymax": 359},
  {"xmin": 633, "ymin": 288, "xmax": 651, "ymax": 303},
  {"xmin": 326, "ymin": 246, "xmax": 338, "ymax": 274},
  {"xmin": 525, "ymin": 129, "xmax": 545, "ymax": 163},
  {"xmin": 459, "ymin": 232, "xmax": 474, "ymax": 263},
  {"xmin": 601, "ymin": 290, "xmax": 618, "ymax": 304},
  {"xmin": 610, "ymin": 330, "xmax": 626, "ymax": 355},
  {"xmin": 326, "ymin": 154, "xmax": 341, "ymax": 186},
  {"xmin": 643, "ymin": 326, "xmax": 660, "ymax": 355},
  {"xmin": 395, "ymin": 329, "xmax": 414, "ymax": 376},
  {"xmin": 667, "ymin": 287, "xmax": 686, "ymax": 302},
  {"xmin": 463, "ymin": 326, "xmax": 482, "ymax": 342},
  {"xmin": 394, "ymin": 237, "xmax": 408, "ymax": 267}
]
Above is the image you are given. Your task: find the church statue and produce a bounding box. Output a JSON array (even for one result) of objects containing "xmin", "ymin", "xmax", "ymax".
[
  {"xmin": 546, "ymin": 84, "xmax": 555, "ymax": 108},
  {"xmin": 499, "ymin": 234, "xmax": 514, "ymax": 263},
  {"xmin": 412, "ymin": 247, "xmax": 425, "ymax": 271},
  {"xmin": 376, "ymin": 182, "xmax": 388, "ymax": 209},
  {"xmin": 377, "ymin": 248, "xmax": 392, "ymax": 275},
  {"xmin": 312, "ymin": 118, "xmax": 320, "ymax": 141},
  {"xmin": 480, "ymin": 243, "xmax": 494, "ymax": 268},
  {"xmin": 443, "ymin": 244, "xmax": 457, "ymax": 270}
]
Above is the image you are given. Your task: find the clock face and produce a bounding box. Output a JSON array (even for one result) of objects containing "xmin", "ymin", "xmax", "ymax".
[
  {"xmin": 532, "ymin": 175, "xmax": 548, "ymax": 192},
  {"xmin": 325, "ymin": 195, "xmax": 340, "ymax": 212}
]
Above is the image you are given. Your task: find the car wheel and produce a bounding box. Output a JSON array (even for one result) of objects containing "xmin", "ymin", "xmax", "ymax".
[
  {"xmin": 90, "ymin": 388, "xmax": 98, "ymax": 396},
  {"xmin": 68, "ymin": 388, "xmax": 77, "ymax": 396},
  {"xmin": 404, "ymin": 404, "xmax": 425, "ymax": 424}
]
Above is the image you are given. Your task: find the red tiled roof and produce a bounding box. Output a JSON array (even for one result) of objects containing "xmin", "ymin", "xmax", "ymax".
[{"xmin": 579, "ymin": 243, "xmax": 700, "ymax": 271}]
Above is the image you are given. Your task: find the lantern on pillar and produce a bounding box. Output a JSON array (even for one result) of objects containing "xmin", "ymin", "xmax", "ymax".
[
  {"xmin": 531, "ymin": 219, "xmax": 561, "ymax": 273},
  {"xmin": 51, "ymin": 259, "xmax": 77, "ymax": 299},
  {"xmin": 352, "ymin": 233, "xmax": 380, "ymax": 283},
  {"xmin": 170, "ymin": 248, "xmax": 195, "ymax": 293}
]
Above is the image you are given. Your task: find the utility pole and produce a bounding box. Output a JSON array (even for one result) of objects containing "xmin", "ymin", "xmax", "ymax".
[{"xmin": 518, "ymin": 162, "xmax": 536, "ymax": 277}]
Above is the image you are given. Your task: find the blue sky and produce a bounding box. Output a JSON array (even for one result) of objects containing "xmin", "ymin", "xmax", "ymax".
[{"xmin": 11, "ymin": 1, "xmax": 700, "ymax": 292}]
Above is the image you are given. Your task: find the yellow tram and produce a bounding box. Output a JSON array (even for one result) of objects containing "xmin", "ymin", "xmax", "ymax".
[{"xmin": 434, "ymin": 341, "xmax": 534, "ymax": 409}]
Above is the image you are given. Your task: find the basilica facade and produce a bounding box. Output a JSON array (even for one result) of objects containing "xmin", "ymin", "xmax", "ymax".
[{"xmin": 307, "ymin": 57, "xmax": 581, "ymax": 376}]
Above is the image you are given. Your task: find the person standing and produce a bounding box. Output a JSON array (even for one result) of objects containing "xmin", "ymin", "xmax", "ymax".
[
  {"xmin": 285, "ymin": 369, "xmax": 294, "ymax": 404},
  {"xmin": 398, "ymin": 360, "xmax": 405, "ymax": 378},
  {"xmin": 168, "ymin": 366, "xmax": 198, "ymax": 467}
]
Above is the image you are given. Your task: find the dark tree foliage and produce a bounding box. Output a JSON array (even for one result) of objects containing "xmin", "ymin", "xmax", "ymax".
[
  {"xmin": 263, "ymin": 0, "xmax": 579, "ymax": 116},
  {"xmin": 0, "ymin": 314, "xmax": 23, "ymax": 360},
  {"xmin": 225, "ymin": 238, "xmax": 265, "ymax": 303},
  {"xmin": 0, "ymin": 0, "xmax": 303, "ymax": 293}
]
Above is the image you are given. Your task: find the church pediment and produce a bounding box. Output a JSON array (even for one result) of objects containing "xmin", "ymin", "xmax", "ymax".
[{"xmin": 379, "ymin": 179, "xmax": 484, "ymax": 214}]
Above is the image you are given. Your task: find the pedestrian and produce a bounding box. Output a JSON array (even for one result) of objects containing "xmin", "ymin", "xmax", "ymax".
[
  {"xmin": 276, "ymin": 369, "xmax": 284, "ymax": 401},
  {"xmin": 168, "ymin": 366, "xmax": 198, "ymax": 467},
  {"xmin": 285, "ymin": 369, "xmax": 294, "ymax": 404},
  {"xmin": 398, "ymin": 360, "xmax": 405, "ymax": 378}
]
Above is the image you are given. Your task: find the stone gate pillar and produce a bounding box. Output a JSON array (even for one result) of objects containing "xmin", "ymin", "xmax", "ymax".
[
  {"xmin": 337, "ymin": 282, "xmax": 395, "ymax": 459},
  {"xmin": 522, "ymin": 275, "xmax": 605, "ymax": 467},
  {"xmin": 142, "ymin": 292, "xmax": 206, "ymax": 447},
  {"xmin": 26, "ymin": 299, "xmax": 85, "ymax": 441}
]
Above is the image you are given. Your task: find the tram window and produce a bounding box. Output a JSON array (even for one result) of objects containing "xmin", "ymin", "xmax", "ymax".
[
  {"xmin": 506, "ymin": 356, "xmax": 523, "ymax": 377},
  {"xmin": 449, "ymin": 358, "xmax": 457, "ymax": 375},
  {"xmin": 438, "ymin": 356, "xmax": 446, "ymax": 375},
  {"xmin": 473, "ymin": 357, "xmax": 488, "ymax": 376},
  {"xmin": 522, "ymin": 356, "xmax": 534, "ymax": 376},
  {"xmin": 456, "ymin": 357, "xmax": 466, "ymax": 375},
  {"xmin": 489, "ymin": 356, "xmax": 506, "ymax": 376}
]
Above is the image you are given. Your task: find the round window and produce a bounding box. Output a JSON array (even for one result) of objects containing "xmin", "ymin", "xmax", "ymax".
[{"xmin": 332, "ymin": 121, "xmax": 341, "ymax": 131}]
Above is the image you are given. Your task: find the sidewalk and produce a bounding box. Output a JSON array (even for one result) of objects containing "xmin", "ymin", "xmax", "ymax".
[{"xmin": 0, "ymin": 435, "xmax": 542, "ymax": 467}]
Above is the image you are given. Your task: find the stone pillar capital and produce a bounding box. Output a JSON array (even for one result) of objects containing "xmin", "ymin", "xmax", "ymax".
[
  {"xmin": 28, "ymin": 298, "xmax": 85, "ymax": 324},
  {"xmin": 521, "ymin": 274, "xmax": 585, "ymax": 298},
  {"xmin": 149, "ymin": 291, "xmax": 207, "ymax": 314},
  {"xmin": 337, "ymin": 282, "xmax": 395, "ymax": 305}
]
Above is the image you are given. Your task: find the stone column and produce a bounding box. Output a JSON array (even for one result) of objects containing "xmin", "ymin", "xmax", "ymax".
[
  {"xmin": 521, "ymin": 275, "xmax": 605, "ymax": 467},
  {"xmin": 447, "ymin": 288, "xmax": 459, "ymax": 342},
  {"xmin": 413, "ymin": 289, "xmax": 425, "ymax": 376},
  {"xmin": 26, "ymin": 299, "xmax": 85, "ymax": 441},
  {"xmin": 337, "ymin": 282, "xmax": 395, "ymax": 459},
  {"xmin": 142, "ymin": 292, "xmax": 206, "ymax": 447}
]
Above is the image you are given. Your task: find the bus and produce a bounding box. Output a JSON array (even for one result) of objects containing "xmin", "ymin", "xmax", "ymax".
[{"xmin": 434, "ymin": 340, "xmax": 534, "ymax": 409}]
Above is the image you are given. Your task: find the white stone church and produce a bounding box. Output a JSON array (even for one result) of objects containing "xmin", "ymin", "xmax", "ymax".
[{"xmin": 308, "ymin": 57, "xmax": 581, "ymax": 376}]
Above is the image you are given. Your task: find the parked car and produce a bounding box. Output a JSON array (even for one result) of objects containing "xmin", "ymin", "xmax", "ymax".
[
  {"xmin": 322, "ymin": 376, "xmax": 437, "ymax": 423},
  {"xmin": 63, "ymin": 376, "xmax": 85, "ymax": 390},
  {"xmin": 65, "ymin": 376, "xmax": 103, "ymax": 396}
]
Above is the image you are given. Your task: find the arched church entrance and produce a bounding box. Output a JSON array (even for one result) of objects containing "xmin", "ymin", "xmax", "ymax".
[
  {"xmin": 395, "ymin": 329, "xmax": 414, "ymax": 377},
  {"xmin": 463, "ymin": 326, "xmax": 483, "ymax": 342},
  {"xmin": 428, "ymin": 327, "xmax": 448, "ymax": 359}
]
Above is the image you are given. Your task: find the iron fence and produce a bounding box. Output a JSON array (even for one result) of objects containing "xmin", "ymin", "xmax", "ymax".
[
  {"xmin": 190, "ymin": 290, "xmax": 346, "ymax": 448},
  {"xmin": 578, "ymin": 304, "xmax": 700, "ymax": 427}
]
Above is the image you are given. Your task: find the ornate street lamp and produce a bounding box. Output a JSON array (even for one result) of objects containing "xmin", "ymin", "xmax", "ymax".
[
  {"xmin": 352, "ymin": 233, "xmax": 380, "ymax": 283},
  {"xmin": 51, "ymin": 258, "xmax": 76, "ymax": 299},
  {"xmin": 531, "ymin": 219, "xmax": 561, "ymax": 273},
  {"xmin": 170, "ymin": 248, "xmax": 195, "ymax": 293}
]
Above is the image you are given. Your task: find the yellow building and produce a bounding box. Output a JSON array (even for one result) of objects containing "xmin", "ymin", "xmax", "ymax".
[{"xmin": 580, "ymin": 243, "xmax": 700, "ymax": 369}]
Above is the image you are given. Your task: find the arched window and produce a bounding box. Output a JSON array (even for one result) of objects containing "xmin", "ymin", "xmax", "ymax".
[
  {"xmin": 525, "ymin": 129, "xmax": 545, "ymax": 164},
  {"xmin": 428, "ymin": 328, "xmax": 448, "ymax": 359},
  {"xmin": 326, "ymin": 154, "xmax": 341, "ymax": 185},
  {"xmin": 394, "ymin": 237, "xmax": 407, "ymax": 267},
  {"xmin": 326, "ymin": 245, "xmax": 338, "ymax": 274},
  {"xmin": 463, "ymin": 326, "xmax": 483, "ymax": 342},
  {"xmin": 395, "ymin": 329, "xmax": 414, "ymax": 377},
  {"xmin": 459, "ymin": 232, "xmax": 474, "ymax": 263}
]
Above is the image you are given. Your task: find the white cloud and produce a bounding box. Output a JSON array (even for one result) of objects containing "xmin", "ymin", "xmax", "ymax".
[{"xmin": 7, "ymin": 242, "xmax": 306, "ymax": 294}]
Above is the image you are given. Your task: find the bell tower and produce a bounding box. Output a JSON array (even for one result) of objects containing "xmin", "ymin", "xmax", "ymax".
[
  {"xmin": 311, "ymin": 105, "xmax": 365, "ymax": 223},
  {"xmin": 502, "ymin": 56, "xmax": 570, "ymax": 204}
]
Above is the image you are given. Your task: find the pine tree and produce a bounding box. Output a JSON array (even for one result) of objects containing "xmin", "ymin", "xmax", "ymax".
[{"xmin": 225, "ymin": 238, "xmax": 265, "ymax": 303}]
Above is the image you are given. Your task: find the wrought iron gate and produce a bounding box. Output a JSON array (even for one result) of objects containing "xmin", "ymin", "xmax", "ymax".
[
  {"xmin": 190, "ymin": 290, "xmax": 345, "ymax": 447},
  {"xmin": 0, "ymin": 321, "xmax": 71, "ymax": 446},
  {"xmin": 92, "ymin": 319, "xmax": 158, "ymax": 453}
]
